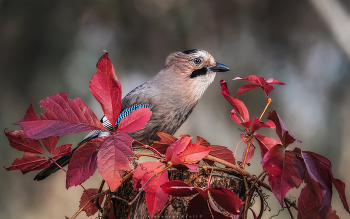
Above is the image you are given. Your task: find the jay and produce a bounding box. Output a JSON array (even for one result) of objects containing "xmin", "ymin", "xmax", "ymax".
[{"xmin": 34, "ymin": 49, "xmax": 229, "ymax": 181}]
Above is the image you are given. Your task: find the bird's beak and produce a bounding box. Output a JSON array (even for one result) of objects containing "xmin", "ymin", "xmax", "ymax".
[{"xmin": 210, "ymin": 62, "xmax": 230, "ymax": 72}]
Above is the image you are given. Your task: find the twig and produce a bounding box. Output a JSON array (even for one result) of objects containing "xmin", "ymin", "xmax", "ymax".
[
  {"xmin": 133, "ymin": 141, "xmax": 163, "ymax": 157},
  {"xmin": 94, "ymin": 180, "xmax": 105, "ymax": 211},
  {"xmin": 234, "ymin": 139, "xmax": 243, "ymax": 158},
  {"xmin": 135, "ymin": 153, "xmax": 162, "ymax": 160},
  {"xmin": 259, "ymin": 98, "xmax": 272, "ymax": 120},
  {"xmin": 204, "ymin": 154, "xmax": 249, "ymax": 176},
  {"xmin": 256, "ymin": 188, "xmax": 265, "ymax": 219},
  {"xmin": 285, "ymin": 200, "xmax": 295, "ymax": 219}
]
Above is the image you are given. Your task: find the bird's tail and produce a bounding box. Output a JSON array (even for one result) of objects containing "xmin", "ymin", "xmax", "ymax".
[{"xmin": 34, "ymin": 155, "xmax": 71, "ymax": 181}]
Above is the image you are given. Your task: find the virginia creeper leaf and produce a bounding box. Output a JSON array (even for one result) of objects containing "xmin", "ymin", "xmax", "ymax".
[
  {"xmin": 233, "ymin": 75, "xmax": 285, "ymax": 98},
  {"xmin": 298, "ymin": 186, "xmax": 340, "ymax": 219},
  {"xmin": 142, "ymin": 168, "xmax": 169, "ymax": 218},
  {"xmin": 187, "ymin": 194, "xmax": 213, "ymax": 219},
  {"xmin": 16, "ymin": 93, "xmax": 106, "ymax": 139},
  {"xmin": 208, "ymin": 199, "xmax": 232, "ymax": 219},
  {"xmin": 267, "ymin": 110, "xmax": 301, "ymax": 147},
  {"xmin": 5, "ymin": 152, "xmax": 50, "ymax": 174},
  {"xmin": 196, "ymin": 136, "xmax": 210, "ymax": 147},
  {"xmin": 117, "ymin": 108, "xmax": 152, "ymax": 133},
  {"xmin": 178, "ymin": 143, "xmax": 211, "ymax": 164},
  {"xmin": 133, "ymin": 161, "xmax": 164, "ymax": 190},
  {"xmin": 41, "ymin": 135, "xmax": 59, "ymax": 156},
  {"xmin": 79, "ymin": 188, "xmax": 105, "ymax": 216},
  {"xmin": 97, "ymin": 133, "xmax": 133, "ymax": 190},
  {"xmin": 331, "ymin": 176, "xmax": 350, "ymax": 212},
  {"xmin": 4, "ymin": 129, "xmax": 45, "ymax": 155},
  {"xmin": 253, "ymin": 133, "xmax": 281, "ymax": 158},
  {"xmin": 208, "ymin": 186, "xmax": 244, "ymax": 215},
  {"xmin": 152, "ymin": 132, "xmax": 178, "ymax": 154},
  {"xmin": 90, "ymin": 53, "xmax": 122, "ymax": 131},
  {"xmin": 165, "ymin": 136, "xmax": 192, "ymax": 162},
  {"xmin": 220, "ymin": 80, "xmax": 249, "ymax": 123},
  {"xmin": 261, "ymin": 145, "xmax": 304, "ymax": 206},
  {"xmin": 205, "ymin": 145, "xmax": 235, "ymax": 166},
  {"xmin": 51, "ymin": 143, "xmax": 72, "ymax": 160},
  {"xmin": 66, "ymin": 137, "xmax": 105, "ymax": 188}
]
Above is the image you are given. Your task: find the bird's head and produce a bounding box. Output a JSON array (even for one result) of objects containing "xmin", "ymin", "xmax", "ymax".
[{"xmin": 157, "ymin": 49, "xmax": 230, "ymax": 103}]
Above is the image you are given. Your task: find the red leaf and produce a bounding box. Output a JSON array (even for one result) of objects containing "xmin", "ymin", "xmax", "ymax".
[
  {"xmin": 298, "ymin": 186, "xmax": 340, "ymax": 219},
  {"xmin": 251, "ymin": 117, "xmax": 274, "ymax": 133},
  {"xmin": 143, "ymin": 168, "xmax": 169, "ymax": 218},
  {"xmin": 267, "ymin": 110, "xmax": 301, "ymax": 147},
  {"xmin": 117, "ymin": 108, "xmax": 152, "ymax": 133},
  {"xmin": 152, "ymin": 132, "xmax": 178, "ymax": 154},
  {"xmin": 234, "ymin": 84, "xmax": 260, "ymax": 97},
  {"xmin": 66, "ymin": 137, "xmax": 105, "ymax": 188},
  {"xmin": 208, "ymin": 186, "xmax": 244, "ymax": 215},
  {"xmin": 5, "ymin": 152, "xmax": 51, "ymax": 174},
  {"xmin": 300, "ymin": 151, "xmax": 347, "ymax": 210},
  {"xmin": 253, "ymin": 133, "xmax": 281, "ymax": 158},
  {"xmin": 4, "ymin": 129, "xmax": 45, "ymax": 155},
  {"xmin": 331, "ymin": 176, "xmax": 350, "ymax": 212},
  {"xmin": 41, "ymin": 135, "xmax": 59, "ymax": 156},
  {"xmin": 220, "ymin": 80, "xmax": 249, "ymax": 123},
  {"xmin": 178, "ymin": 143, "xmax": 211, "ymax": 164},
  {"xmin": 79, "ymin": 188, "xmax": 105, "ymax": 216},
  {"xmin": 196, "ymin": 136, "xmax": 210, "ymax": 146},
  {"xmin": 187, "ymin": 194, "xmax": 213, "ymax": 219},
  {"xmin": 161, "ymin": 180, "xmax": 198, "ymax": 197},
  {"xmin": 132, "ymin": 161, "xmax": 164, "ymax": 190},
  {"xmin": 97, "ymin": 133, "xmax": 133, "ymax": 190},
  {"xmin": 261, "ymin": 145, "xmax": 304, "ymax": 206},
  {"xmin": 208, "ymin": 199, "xmax": 232, "ymax": 219},
  {"xmin": 206, "ymin": 145, "xmax": 235, "ymax": 166},
  {"xmin": 165, "ymin": 136, "xmax": 192, "ymax": 162},
  {"xmin": 187, "ymin": 192, "xmax": 230, "ymax": 219},
  {"xmin": 233, "ymin": 75, "xmax": 261, "ymax": 84},
  {"xmin": 233, "ymin": 75, "xmax": 285, "ymax": 98},
  {"xmin": 52, "ymin": 143, "xmax": 72, "ymax": 159},
  {"xmin": 16, "ymin": 94, "xmax": 106, "ymax": 139},
  {"xmin": 89, "ymin": 53, "xmax": 122, "ymax": 131},
  {"xmin": 266, "ymin": 78, "xmax": 285, "ymax": 85}
]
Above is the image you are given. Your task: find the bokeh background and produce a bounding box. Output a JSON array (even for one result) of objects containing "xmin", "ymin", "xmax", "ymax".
[{"xmin": 1, "ymin": 0, "xmax": 350, "ymax": 218}]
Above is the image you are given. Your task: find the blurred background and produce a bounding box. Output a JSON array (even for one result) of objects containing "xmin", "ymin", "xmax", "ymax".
[{"xmin": 1, "ymin": 0, "xmax": 350, "ymax": 218}]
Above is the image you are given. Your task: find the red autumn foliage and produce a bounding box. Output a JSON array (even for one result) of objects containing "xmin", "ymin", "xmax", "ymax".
[
  {"xmin": 66, "ymin": 137, "xmax": 105, "ymax": 188},
  {"xmin": 233, "ymin": 75, "xmax": 285, "ymax": 98},
  {"xmin": 4, "ymin": 130, "xmax": 71, "ymax": 173},
  {"xmin": 16, "ymin": 95, "xmax": 106, "ymax": 139},
  {"xmin": 79, "ymin": 188, "xmax": 105, "ymax": 216},
  {"xmin": 90, "ymin": 53, "xmax": 122, "ymax": 131},
  {"xmin": 4, "ymin": 53, "xmax": 349, "ymax": 219},
  {"xmin": 117, "ymin": 108, "xmax": 152, "ymax": 133},
  {"xmin": 97, "ymin": 133, "xmax": 134, "ymax": 191}
]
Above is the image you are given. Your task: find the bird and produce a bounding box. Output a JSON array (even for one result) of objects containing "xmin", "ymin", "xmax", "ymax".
[{"xmin": 34, "ymin": 49, "xmax": 230, "ymax": 181}]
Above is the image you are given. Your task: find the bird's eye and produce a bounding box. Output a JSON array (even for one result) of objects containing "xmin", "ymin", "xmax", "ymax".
[{"xmin": 193, "ymin": 58, "xmax": 202, "ymax": 65}]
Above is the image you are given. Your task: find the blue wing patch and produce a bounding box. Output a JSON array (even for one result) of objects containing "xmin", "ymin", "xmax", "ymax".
[{"xmin": 117, "ymin": 104, "xmax": 151, "ymax": 125}]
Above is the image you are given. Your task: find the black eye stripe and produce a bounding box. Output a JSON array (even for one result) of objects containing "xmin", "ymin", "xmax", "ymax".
[{"xmin": 190, "ymin": 67, "xmax": 207, "ymax": 78}]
